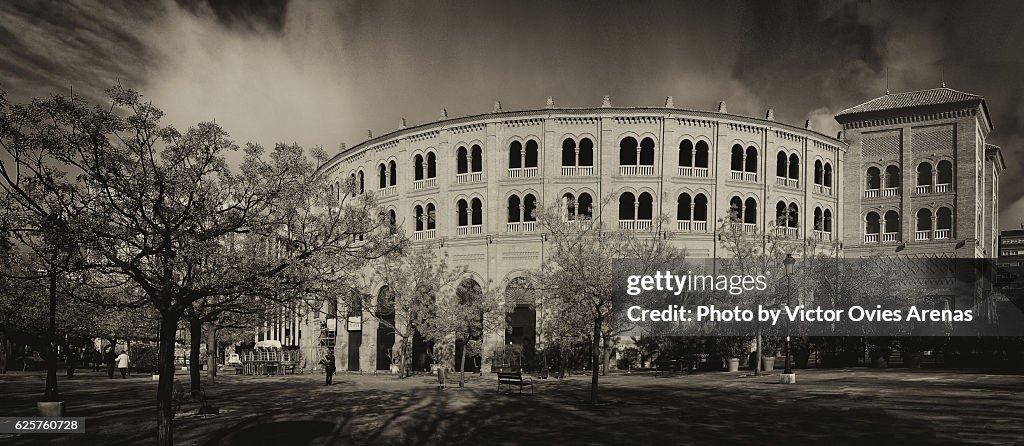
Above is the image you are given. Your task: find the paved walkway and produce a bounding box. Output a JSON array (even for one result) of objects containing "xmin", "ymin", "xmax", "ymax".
[{"xmin": 0, "ymin": 368, "xmax": 1022, "ymax": 445}]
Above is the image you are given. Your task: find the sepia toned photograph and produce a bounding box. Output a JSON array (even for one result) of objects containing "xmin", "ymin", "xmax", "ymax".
[{"xmin": 1, "ymin": 1, "xmax": 1023, "ymax": 445}]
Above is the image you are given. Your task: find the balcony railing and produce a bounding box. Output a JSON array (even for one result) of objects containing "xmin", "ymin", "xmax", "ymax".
[
  {"xmin": 915, "ymin": 230, "xmax": 931, "ymax": 241},
  {"xmin": 881, "ymin": 187, "xmax": 899, "ymax": 197},
  {"xmin": 457, "ymin": 225, "xmax": 483, "ymax": 236},
  {"xmin": 814, "ymin": 184, "xmax": 833, "ymax": 195},
  {"xmin": 377, "ymin": 185, "xmax": 397, "ymax": 199},
  {"xmin": 935, "ymin": 183, "xmax": 952, "ymax": 193},
  {"xmin": 881, "ymin": 232, "xmax": 900, "ymax": 242},
  {"xmin": 506, "ymin": 221, "xmax": 536, "ymax": 233},
  {"xmin": 915, "ymin": 184, "xmax": 931, "ymax": 194},
  {"xmin": 412, "ymin": 177, "xmax": 437, "ymax": 190},
  {"xmin": 413, "ymin": 229, "xmax": 436, "ymax": 241},
  {"xmin": 934, "ymin": 228, "xmax": 951, "ymax": 240},
  {"xmin": 618, "ymin": 220, "xmax": 653, "ymax": 231},
  {"xmin": 508, "ymin": 167, "xmax": 539, "ymax": 179},
  {"xmin": 864, "ymin": 189, "xmax": 879, "ymax": 198},
  {"xmin": 456, "ymin": 172, "xmax": 483, "ymax": 184},
  {"xmin": 677, "ymin": 220, "xmax": 709, "ymax": 232},
  {"xmin": 864, "ymin": 233, "xmax": 879, "ymax": 243},
  {"xmin": 731, "ymin": 171, "xmax": 758, "ymax": 182},
  {"xmin": 561, "ymin": 166, "xmax": 595, "ymax": 176},
  {"xmin": 619, "ymin": 165, "xmax": 655, "ymax": 176},
  {"xmin": 774, "ymin": 227, "xmax": 799, "ymax": 238},
  {"xmin": 776, "ymin": 177, "xmax": 799, "ymax": 188},
  {"xmin": 566, "ymin": 220, "xmax": 594, "ymax": 231},
  {"xmin": 677, "ymin": 166, "xmax": 710, "ymax": 178},
  {"xmin": 730, "ymin": 222, "xmax": 757, "ymax": 233},
  {"xmin": 813, "ymin": 230, "xmax": 832, "ymax": 241}
]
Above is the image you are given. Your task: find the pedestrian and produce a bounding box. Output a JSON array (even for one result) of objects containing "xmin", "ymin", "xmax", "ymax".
[
  {"xmin": 66, "ymin": 346, "xmax": 79, "ymax": 378},
  {"xmin": 92, "ymin": 349, "xmax": 102, "ymax": 372},
  {"xmin": 104, "ymin": 346, "xmax": 116, "ymax": 378},
  {"xmin": 321, "ymin": 351, "xmax": 336, "ymax": 386},
  {"xmin": 115, "ymin": 350, "xmax": 129, "ymax": 378}
]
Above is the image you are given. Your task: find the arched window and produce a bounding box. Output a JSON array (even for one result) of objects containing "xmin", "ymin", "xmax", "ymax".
[
  {"xmin": 936, "ymin": 207, "xmax": 953, "ymax": 230},
  {"xmin": 937, "ymin": 160, "xmax": 953, "ymax": 185},
  {"xmin": 917, "ymin": 162, "xmax": 933, "ymax": 186},
  {"xmin": 637, "ymin": 192, "xmax": 654, "ymax": 220},
  {"xmin": 388, "ymin": 209, "xmax": 397, "ymax": 230},
  {"xmin": 884, "ymin": 210, "xmax": 900, "ymax": 234},
  {"xmin": 562, "ymin": 139, "xmax": 576, "ymax": 167},
  {"xmin": 916, "ymin": 208, "xmax": 932, "ymax": 231},
  {"xmin": 814, "ymin": 160, "xmax": 823, "ymax": 185},
  {"xmin": 814, "ymin": 207, "xmax": 823, "ymax": 231},
  {"xmin": 523, "ymin": 194, "xmax": 537, "ymax": 222},
  {"xmin": 729, "ymin": 196, "xmax": 743, "ymax": 221},
  {"xmin": 776, "ymin": 201, "xmax": 788, "ymax": 227},
  {"xmin": 414, "ymin": 154, "xmax": 424, "ymax": 181},
  {"xmin": 457, "ymin": 199, "xmax": 469, "ymax": 227},
  {"xmin": 619, "ymin": 137, "xmax": 638, "ymax": 165},
  {"xmin": 618, "ymin": 192, "xmax": 636, "ymax": 220},
  {"xmin": 358, "ymin": 170, "xmax": 365, "ymax": 194},
  {"xmin": 509, "ymin": 141, "xmax": 522, "ymax": 169},
  {"xmin": 563, "ymin": 193, "xmax": 576, "ymax": 220},
  {"xmin": 415, "ymin": 205, "xmax": 425, "ymax": 232},
  {"xmin": 350, "ymin": 173, "xmax": 356, "ymax": 197},
  {"xmin": 694, "ymin": 141, "xmax": 709, "ymax": 168},
  {"xmin": 823, "ymin": 209, "xmax": 833, "ymax": 233},
  {"xmin": 788, "ymin": 203, "xmax": 799, "ymax": 228},
  {"xmin": 524, "ymin": 140, "xmax": 539, "ymax": 168},
  {"xmin": 471, "ymin": 144, "xmax": 483, "ymax": 172},
  {"xmin": 378, "ymin": 163, "xmax": 387, "ymax": 189},
  {"xmin": 471, "ymin": 198, "xmax": 482, "ymax": 226},
  {"xmin": 677, "ymin": 193, "xmax": 692, "ymax": 221},
  {"xmin": 730, "ymin": 145, "xmax": 743, "ymax": 171},
  {"xmin": 507, "ymin": 196, "xmax": 521, "ymax": 223},
  {"xmin": 578, "ymin": 193, "xmax": 593, "ymax": 219},
  {"xmin": 745, "ymin": 146, "xmax": 758, "ymax": 173},
  {"xmin": 823, "ymin": 163, "xmax": 833, "ymax": 188},
  {"xmin": 679, "ymin": 140, "xmax": 694, "ymax": 167},
  {"xmin": 426, "ymin": 203, "xmax": 436, "ymax": 230},
  {"xmin": 743, "ymin": 198, "xmax": 757, "ymax": 224},
  {"xmin": 694, "ymin": 194, "xmax": 708, "ymax": 222},
  {"xmin": 866, "ymin": 167, "xmax": 881, "ymax": 190},
  {"xmin": 426, "ymin": 152, "xmax": 437, "ymax": 178},
  {"xmin": 579, "ymin": 138, "xmax": 594, "ymax": 166},
  {"xmin": 639, "ymin": 138, "xmax": 655, "ymax": 165},
  {"xmin": 885, "ymin": 165, "xmax": 900, "ymax": 188},
  {"xmin": 457, "ymin": 146, "xmax": 469, "ymax": 174},
  {"xmin": 865, "ymin": 212, "xmax": 880, "ymax": 235},
  {"xmin": 776, "ymin": 152, "xmax": 788, "ymax": 178},
  {"xmin": 388, "ymin": 160, "xmax": 397, "ymax": 186},
  {"xmin": 788, "ymin": 154, "xmax": 799, "ymax": 180}
]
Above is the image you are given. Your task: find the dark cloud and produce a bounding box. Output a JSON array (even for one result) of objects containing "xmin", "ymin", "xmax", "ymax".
[{"xmin": 2, "ymin": 0, "xmax": 1024, "ymax": 227}]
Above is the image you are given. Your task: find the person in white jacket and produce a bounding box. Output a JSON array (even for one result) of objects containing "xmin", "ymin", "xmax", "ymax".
[{"xmin": 115, "ymin": 350, "xmax": 130, "ymax": 378}]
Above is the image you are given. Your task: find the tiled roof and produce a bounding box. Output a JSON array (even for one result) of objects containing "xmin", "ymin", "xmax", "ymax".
[{"xmin": 836, "ymin": 87, "xmax": 983, "ymax": 116}]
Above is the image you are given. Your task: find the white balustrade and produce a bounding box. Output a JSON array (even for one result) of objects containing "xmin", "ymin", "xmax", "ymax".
[
  {"xmin": 935, "ymin": 183, "xmax": 951, "ymax": 193},
  {"xmin": 881, "ymin": 232, "xmax": 900, "ymax": 242},
  {"xmin": 881, "ymin": 187, "xmax": 899, "ymax": 197},
  {"xmin": 915, "ymin": 230, "xmax": 930, "ymax": 241},
  {"xmin": 934, "ymin": 229, "xmax": 951, "ymax": 240},
  {"xmin": 677, "ymin": 166, "xmax": 709, "ymax": 178},
  {"xmin": 864, "ymin": 189, "xmax": 879, "ymax": 198},
  {"xmin": 864, "ymin": 233, "xmax": 879, "ymax": 243},
  {"xmin": 915, "ymin": 185, "xmax": 931, "ymax": 194},
  {"xmin": 507, "ymin": 221, "xmax": 536, "ymax": 233}
]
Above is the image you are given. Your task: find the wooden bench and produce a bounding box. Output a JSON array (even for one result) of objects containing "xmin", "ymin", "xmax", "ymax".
[{"xmin": 496, "ymin": 371, "xmax": 533, "ymax": 394}]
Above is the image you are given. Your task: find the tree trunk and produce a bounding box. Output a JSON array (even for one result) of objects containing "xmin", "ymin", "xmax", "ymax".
[
  {"xmin": 755, "ymin": 330, "xmax": 762, "ymax": 377},
  {"xmin": 206, "ymin": 322, "xmax": 217, "ymax": 384},
  {"xmin": 188, "ymin": 315, "xmax": 202, "ymax": 397},
  {"xmin": 601, "ymin": 336, "xmax": 611, "ymax": 376},
  {"xmin": 157, "ymin": 311, "xmax": 179, "ymax": 446},
  {"xmin": 0, "ymin": 325, "xmax": 8, "ymax": 374},
  {"xmin": 44, "ymin": 270, "xmax": 59, "ymax": 401},
  {"xmin": 591, "ymin": 316, "xmax": 601, "ymax": 405},
  {"xmin": 458, "ymin": 339, "xmax": 467, "ymax": 388},
  {"xmin": 399, "ymin": 329, "xmax": 411, "ymax": 378}
]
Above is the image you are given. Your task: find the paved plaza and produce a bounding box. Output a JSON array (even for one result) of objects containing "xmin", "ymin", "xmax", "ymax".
[{"xmin": 1, "ymin": 368, "xmax": 1022, "ymax": 445}]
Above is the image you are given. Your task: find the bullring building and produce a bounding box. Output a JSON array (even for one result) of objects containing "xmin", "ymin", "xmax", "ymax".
[{"xmin": 254, "ymin": 88, "xmax": 1004, "ymax": 373}]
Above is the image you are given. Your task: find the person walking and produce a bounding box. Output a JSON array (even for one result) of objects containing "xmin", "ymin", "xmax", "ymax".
[
  {"xmin": 65, "ymin": 346, "xmax": 79, "ymax": 378},
  {"xmin": 321, "ymin": 351, "xmax": 336, "ymax": 386},
  {"xmin": 115, "ymin": 350, "xmax": 129, "ymax": 378},
  {"xmin": 104, "ymin": 346, "xmax": 116, "ymax": 378}
]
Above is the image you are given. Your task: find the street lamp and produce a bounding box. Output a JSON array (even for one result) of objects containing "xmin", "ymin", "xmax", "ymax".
[{"xmin": 782, "ymin": 253, "xmax": 796, "ymax": 381}]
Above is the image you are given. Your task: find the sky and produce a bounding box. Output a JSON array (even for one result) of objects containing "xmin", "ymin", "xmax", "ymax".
[{"xmin": 2, "ymin": 0, "xmax": 1024, "ymax": 228}]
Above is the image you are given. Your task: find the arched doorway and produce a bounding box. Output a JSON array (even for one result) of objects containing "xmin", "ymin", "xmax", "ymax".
[
  {"xmin": 375, "ymin": 286, "xmax": 396, "ymax": 371},
  {"xmin": 454, "ymin": 278, "xmax": 484, "ymax": 373},
  {"xmin": 504, "ymin": 277, "xmax": 537, "ymax": 370},
  {"xmin": 346, "ymin": 295, "xmax": 363, "ymax": 371}
]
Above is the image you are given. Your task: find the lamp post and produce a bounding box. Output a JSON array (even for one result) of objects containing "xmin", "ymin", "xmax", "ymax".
[{"xmin": 782, "ymin": 254, "xmax": 796, "ymax": 382}]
